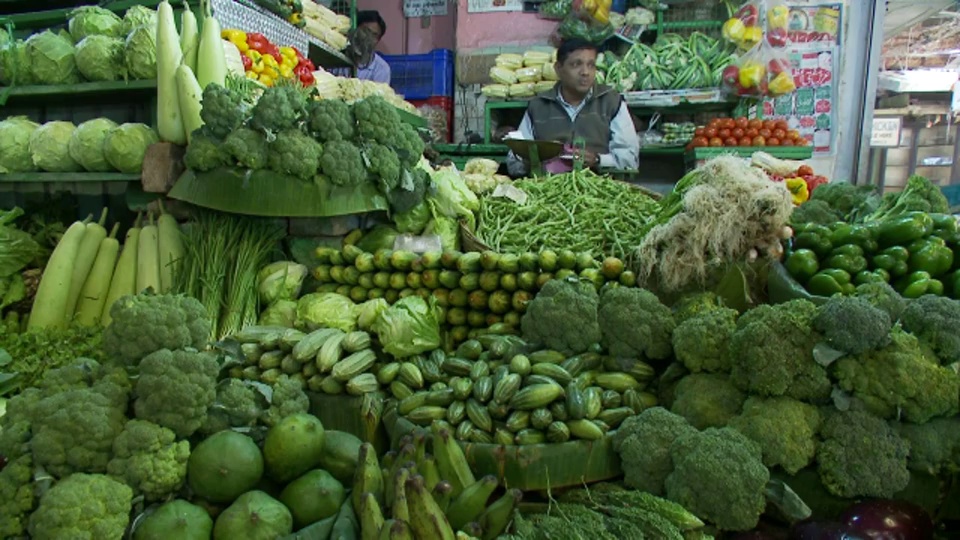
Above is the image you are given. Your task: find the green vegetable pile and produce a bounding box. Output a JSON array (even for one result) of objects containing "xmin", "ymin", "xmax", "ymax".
[{"xmin": 597, "ymin": 32, "xmax": 737, "ymax": 92}]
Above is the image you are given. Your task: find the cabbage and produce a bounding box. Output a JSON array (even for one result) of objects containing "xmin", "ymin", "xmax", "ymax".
[
  {"xmin": 372, "ymin": 297, "xmax": 442, "ymax": 358},
  {"xmin": 394, "ymin": 200, "xmax": 431, "ymax": 234},
  {"xmin": 259, "ymin": 300, "xmax": 298, "ymax": 327},
  {"xmin": 0, "ymin": 116, "xmax": 40, "ymax": 173},
  {"xmin": 429, "ymin": 166, "xmax": 480, "ymax": 229},
  {"xmin": 75, "ymin": 35, "xmax": 124, "ymax": 82},
  {"xmin": 0, "ymin": 28, "xmax": 10, "ymax": 49},
  {"xmin": 257, "ymin": 261, "xmax": 308, "ymax": 305},
  {"xmin": 296, "ymin": 293, "xmax": 358, "ymax": 332},
  {"xmin": 26, "ymin": 31, "xmax": 79, "ymax": 85},
  {"xmin": 122, "ymin": 6, "xmax": 158, "ymax": 36},
  {"xmin": 68, "ymin": 6, "xmax": 123, "ymax": 41},
  {"xmin": 30, "ymin": 121, "xmax": 81, "ymax": 172},
  {"xmin": 356, "ymin": 299, "xmax": 389, "ymax": 331},
  {"xmin": 124, "ymin": 24, "xmax": 157, "ymax": 80},
  {"xmin": 356, "ymin": 225, "xmax": 400, "ymax": 253},
  {"xmin": 0, "ymin": 39, "xmax": 31, "ymax": 86},
  {"xmin": 69, "ymin": 118, "xmax": 119, "ymax": 172},
  {"xmin": 103, "ymin": 123, "xmax": 158, "ymax": 174},
  {"xmin": 424, "ymin": 206, "xmax": 460, "ymax": 252}
]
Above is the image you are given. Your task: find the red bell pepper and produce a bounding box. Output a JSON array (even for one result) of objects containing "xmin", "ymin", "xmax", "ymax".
[
  {"xmin": 299, "ymin": 70, "xmax": 315, "ymax": 86},
  {"xmin": 736, "ymin": 4, "xmax": 759, "ymax": 26},
  {"xmin": 298, "ymin": 58, "xmax": 315, "ymax": 72},
  {"xmin": 241, "ymin": 54, "xmax": 252, "ymax": 71},
  {"xmin": 805, "ymin": 175, "xmax": 829, "ymax": 194},
  {"xmin": 768, "ymin": 28, "xmax": 789, "ymax": 47}
]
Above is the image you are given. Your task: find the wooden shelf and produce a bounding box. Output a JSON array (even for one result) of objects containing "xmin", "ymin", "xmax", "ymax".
[{"xmin": 2, "ymin": 0, "xmax": 164, "ymax": 30}]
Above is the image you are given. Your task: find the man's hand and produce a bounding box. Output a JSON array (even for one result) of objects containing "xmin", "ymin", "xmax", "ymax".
[{"xmin": 573, "ymin": 149, "xmax": 600, "ymax": 169}]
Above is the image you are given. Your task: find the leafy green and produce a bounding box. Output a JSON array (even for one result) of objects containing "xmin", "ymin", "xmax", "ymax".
[
  {"xmin": 29, "ymin": 121, "xmax": 81, "ymax": 172},
  {"xmin": 123, "ymin": 24, "xmax": 157, "ymax": 80},
  {"xmin": 0, "ymin": 208, "xmax": 43, "ymax": 277},
  {"xmin": 103, "ymin": 123, "xmax": 158, "ymax": 173},
  {"xmin": 67, "ymin": 6, "xmax": 123, "ymax": 41}
]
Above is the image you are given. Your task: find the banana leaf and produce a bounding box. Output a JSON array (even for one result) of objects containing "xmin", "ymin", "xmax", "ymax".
[
  {"xmin": 307, "ymin": 391, "xmax": 390, "ymax": 454},
  {"xmin": 168, "ymin": 167, "xmax": 389, "ymax": 218},
  {"xmin": 767, "ymin": 261, "xmax": 828, "ymax": 306}
]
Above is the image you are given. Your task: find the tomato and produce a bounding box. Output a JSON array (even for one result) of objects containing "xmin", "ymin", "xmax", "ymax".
[
  {"xmin": 773, "ymin": 128, "xmax": 787, "ymax": 140},
  {"xmin": 797, "ymin": 165, "xmax": 814, "ymax": 176},
  {"xmin": 736, "ymin": 117, "xmax": 749, "ymax": 129},
  {"xmin": 723, "ymin": 119, "xmax": 737, "ymax": 130},
  {"xmin": 705, "ymin": 127, "xmax": 718, "ymax": 138},
  {"xmin": 717, "ymin": 117, "xmax": 731, "ymax": 124},
  {"xmin": 694, "ymin": 127, "xmax": 706, "ymax": 137},
  {"xmin": 692, "ymin": 136, "xmax": 709, "ymax": 147},
  {"xmin": 796, "ymin": 137, "xmax": 810, "ymax": 146},
  {"xmin": 739, "ymin": 136, "xmax": 753, "ymax": 146},
  {"xmin": 709, "ymin": 137, "xmax": 724, "ymax": 147},
  {"xmin": 752, "ymin": 136, "xmax": 766, "ymax": 146},
  {"xmin": 748, "ymin": 119, "xmax": 763, "ymax": 130},
  {"xmin": 719, "ymin": 129, "xmax": 732, "ymax": 139},
  {"xmin": 762, "ymin": 120, "xmax": 776, "ymax": 131},
  {"xmin": 732, "ymin": 128, "xmax": 745, "ymax": 138},
  {"xmin": 724, "ymin": 137, "xmax": 739, "ymax": 146},
  {"xmin": 780, "ymin": 138, "xmax": 794, "ymax": 146},
  {"xmin": 759, "ymin": 128, "xmax": 772, "ymax": 138},
  {"xmin": 787, "ymin": 129, "xmax": 801, "ymax": 140},
  {"xmin": 745, "ymin": 128, "xmax": 759, "ymax": 138},
  {"xmin": 767, "ymin": 137, "xmax": 781, "ymax": 146},
  {"xmin": 775, "ymin": 120, "xmax": 789, "ymax": 131},
  {"xmin": 708, "ymin": 119, "xmax": 722, "ymax": 129}
]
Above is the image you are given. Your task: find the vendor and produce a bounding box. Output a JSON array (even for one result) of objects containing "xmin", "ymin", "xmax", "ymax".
[
  {"xmin": 334, "ymin": 10, "xmax": 391, "ymax": 84},
  {"xmin": 506, "ymin": 39, "xmax": 639, "ymax": 177}
]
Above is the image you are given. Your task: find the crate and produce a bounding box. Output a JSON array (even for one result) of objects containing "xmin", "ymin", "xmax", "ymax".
[
  {"xmin": 382, "ymin": 49, "xmax": 455, "ymax": 100},
  {"xmin": 409, "ymin": 96, "xmax": 453, "ymax": 143}
]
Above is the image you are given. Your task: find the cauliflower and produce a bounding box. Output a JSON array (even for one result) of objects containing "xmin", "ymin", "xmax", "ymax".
[
  {"xmin": 671, "ymin": 306, "xmax": 738, "ymax": 373},
  {"xmin": 319, "ymin": 140, "xmax": 366, "ymax": 186},
  {"xmin": 598, "ymin": 286, "xmax": 675, "ymax": 360},
  {"xmin": 250, "ymin": 85, "xmax": 309, "ymax": 133},
  {"xmin": 134, "ymin": 348, "xmax": 219, "ymax": 438},
  {"xmin": 813, "ymin": 296, "xmax": 892, "ymax": 355},
  {"xmin": 520, "ymin": 278, "xmax": 601, "ymax": 355},
  {"xmin": 366, "ymin": 143, "xmax": 401, "ymax": 191},
  {"xmin": 665, "ymin": 427, "xmax": 770, "ymax": 531},
  {"xmin": 267, "ymin": 129, "xmax": 322, "ymax": 181},
  {"xmin": 816, "ymin": 409, "xmax": 910, "ymax": 499},
  {"xmin": 262, "ymin": 374, "xmax": 310, "ymax": 427},
  {"xmin": 106, "ymin": 419, "xmax": 190, "ymax": 501},
  {"xmin": 307, "ymin": 98, "xmax": 355, "ymax": 142},
  {"xmin": 612, "ymin": 407, "xmax": 698, "ymax": 495},
  {"xmin": 28, "ymin": 473, "xmax": 133, "ymax": 540},
  {"xmin": 103, "ymin": 293, "xmax": 211, "ymax": 367},
  {"xmin": 728, "ymin": 396, "xmax": 821, "ymax": 474},
  {"xmin": 354, "ymin": 95, "xmax": 401, "ymax": 145},
  {"xmin": 670, "ymin": 373, "xmax": 745, "ymax": 430},
  {"xmin": 224, "ymin": 127, "xmax": 269, "ymax": 170},
  {"xmin": 199, "ymin": 83, "xmax": 246, "ymax": 140},
  {"xmin": 899, "ymin": 294, "xmax": 960, "ymax": 364},
  {"xmin": 833, "ymin": 328, "xmax": 960, "ymax": 424},
  {"xmin": 183, "ymin": 128, "xmax": 232, "ymax": 172},
  {"xmin": 855, "ymin": 281, "xmax": 907, "ymax": 321},
  {"xmin": 729, "ymin": 299, "xmax": 832, "ymax": 403},
  {"xmin": 0, "ymin": 455, "xmax": 34, "ymax": 539},
  {"xmin": 201, "ymin": 379, "xmax": 267, "ymax": 435},
  {"xmin": 893, "ymin": 417, "xmax": 960, "ymax": 475}
]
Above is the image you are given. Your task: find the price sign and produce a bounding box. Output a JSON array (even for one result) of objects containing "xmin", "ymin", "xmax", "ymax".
[
  {"xmin": 870, "ymin": 117, "xmax": 902, "ymax": 148},
  {"xmin": 404, "ymin": 0, "xmax": 447, "ymax": 17}
]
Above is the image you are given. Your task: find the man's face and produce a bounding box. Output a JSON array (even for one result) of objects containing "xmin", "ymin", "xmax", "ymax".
[
  {"xmin": 359, "ymin": 21, "xmax": 382, "ymax": 43},
  {"xmin": 556, "ymin": 48, "xmax": 597, "ymax": 96}
]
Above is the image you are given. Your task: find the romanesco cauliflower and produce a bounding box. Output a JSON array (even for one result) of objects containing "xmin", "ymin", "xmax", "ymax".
[
  {"xmin": 319, "ymin": 140, "xmax": 366, "ymax": 186},
  {"xmin": 106, "ymin": 419, "xmax": 190, "ymax": 501},
  {"xmin": 102, "ymin": 292, "xmax": 210, "ymax": 367},
  {"xmin": 28, "ymin": 473, "xmax": 133, "ymax": 540},
  {"xmin": 133, "ymin": 348, "xmax": 219, "ymax": 438}
]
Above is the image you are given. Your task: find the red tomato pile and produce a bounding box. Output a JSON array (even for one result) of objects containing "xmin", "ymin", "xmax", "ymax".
[
  {"xmin": 686, "ymin": 117, "xmax": 810, "ymax": 149},
  {"xmin": 768, "ymin": 164, "xmax": 829, "ymax": 194}
]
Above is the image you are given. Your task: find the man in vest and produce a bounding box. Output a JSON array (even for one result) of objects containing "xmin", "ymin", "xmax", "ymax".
[{"xmin": 506, "ymin": 38, "xmax": 639, "ymax": 177}]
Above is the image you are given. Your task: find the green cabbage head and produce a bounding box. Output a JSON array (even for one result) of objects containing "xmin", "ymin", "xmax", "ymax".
[
  {"xmin": 75, "ymin": 35, "xmax": 124, "ymax": 82},
  {"xmin": 124, "ymin": 24, "xmax": 157, "ymax": 80},
  {"xmin": 26, "ymin": 31, "xmax": 79, "ymax": 85},
  {"xmin": 0, "ymin": 39, "xmax": 33, "ymax": 86},
  {"xmin": 0, "ymin": 116, "xmax": 41, "ymax": 173},
  {"xmin": 69, "ymin": 118, "xmax": 120, "ymax": 172},
  {"xmin": 68, "ymin": 6, "xmax": 123, "ymax": 41},
  {"xmin": 30, "ymin": 121, "xmax": 81, "ymax": 172},
  {"xmin": 122, "ymin": 6, "xmax": 158, "ymax": 36},
  {"xmin": 103, "ymin": 123, "xmax": 159, "ymax": 174}
]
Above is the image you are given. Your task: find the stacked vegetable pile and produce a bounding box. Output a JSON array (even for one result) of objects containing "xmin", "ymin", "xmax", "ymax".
[
  {"xmin": 483, "ymin": 49, "xmax": 557, "ymax": 100},
  {"xmin": 312, "ymin": 69, "xmax": 419, "ymax": 114},
  {"xmin": 0, "ymin": 5, "xmax": 159, "ymax": 87},
  {"xmin": 301, "ymin": 0, "xmax": 351, "ymax": 50},
  {"xmin": 752, "ymin": 152, "xmax": 829, "ymax": 206},
  {"xmin": 0, "ymin": 208, "xmax": 42, "ymax": 324},
  {"xmin": 222, "ymin": 29, "xmax": 317, "ymax": 87},
  {"xmin": 247, "ymin": 0, "xmax": 307, "ymax": 29},
  {"xmin": 687, "ymin": 116, "xmax": 809, "ymax": 149},
  {"xmin": 597, "ymin": 33, "xmax": 737, "ymax": 92},
  {"xmin": 459, "ymin": 158, "xmax": 511, "ymax": 195}
]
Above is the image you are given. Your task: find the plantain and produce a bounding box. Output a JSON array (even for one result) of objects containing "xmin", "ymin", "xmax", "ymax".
[
  {"xmin": 392, "ymin": 467, "xmax": 411, "ymax": 522},
  {"xmin": 353, "ymin": 443, "xmax": 384, "ymax": 512},
  {"xmin": 431, "ymin": 480, "xmax": 454, "ymax": 513},
  {"xmin": 446, "ymin": 475, "xmax": 498, "ymax": 530},
  {"xmin": 431, "ymin": 424, "xmax": 476, "ymax": 497},
  {"xmin": 478, "ymin": 489, "xmax": 522, "ymax": 540},
  {"xmin": 359, "ymin": 492, "xmax": 385, "ymax": 540},
  {"xmin": 405, "ymin": 475, "xmax": 456, "ymax": 540}
]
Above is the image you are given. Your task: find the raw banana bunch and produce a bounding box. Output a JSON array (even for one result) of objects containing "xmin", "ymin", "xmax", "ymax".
[{"xmin": 352, "ymin": 423, "xmax": 522, "ymax": 540}]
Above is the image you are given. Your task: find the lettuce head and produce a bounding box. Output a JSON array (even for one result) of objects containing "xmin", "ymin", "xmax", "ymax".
[
  {"xmin": 124, "ymin": 24, "xmax": 157, "ymax": 80},
  {"xmin": 122, "ymin": 6, "xmax": 158, "ymax": 36},
  {"xmin": 0, "ymin": 39, "xmax": 32, "ymax": 86},
  {"xmin": 26, "ymin": 30, "xmax": 79, "ymax": 85}
]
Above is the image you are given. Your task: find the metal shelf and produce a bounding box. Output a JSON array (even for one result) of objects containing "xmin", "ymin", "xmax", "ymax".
[
  {"xmin": 0, "ymin": 172, "xmax": 141, "ymax": 183},
  {"xmin": 0, "ymin": 79, "xmax": 156, "ymax": 102},
  {"xmin": 2, "ymin": 0, "xmax": 164, "ymax": 30}
]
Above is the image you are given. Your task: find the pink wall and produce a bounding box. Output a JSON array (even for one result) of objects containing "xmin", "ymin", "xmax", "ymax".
[
  {"xmin": 454, "ymin": 0, "xmax": 556, "ymax": 51},
  {"xmin": 356, "ymin": 0, "xmax": 455, "ymax": 55}
]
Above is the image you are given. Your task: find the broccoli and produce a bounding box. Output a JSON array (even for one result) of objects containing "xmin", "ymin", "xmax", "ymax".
[
  {"xmin": 864, "ymin": 175, "xmax": 949, "ymax": 222},
  {"xmin": 106, "ymin": 419, "xmax": 189, "ymax": 501},
  {"xmin": 729, "ymin": 299, "xmax": 832, "ymax": 403},
  {"xmin": 855, "ymin": 281, "xmax": 907, "ymax": 321},
  {"xmin": 833, "ymin": 328, "xmax": 960, "ymax": 424},
  {"xmin": 670, "ymin": 373, "xmax": 745, "ymax": 430},
  {"xmin": 598, "ymin": 286, "xmax": 675, "ymax": 360},
  {"xmin": 224, "ymin": 127, "xmax": 270, "ymax": 170},
  {"xmin": 664, "ymin": 427, "xmax": 770, "ymax": 531},
  {"xmin": 0, "ymin": 390, "xmax": 39, "ymax": 460},
  {"xmin": 307, "ymin": 98, "xmax": 355, "ymax": 142},
  {"xmin": 103, "ymin": 292, "xmax": 211, "ymax": 367},
  {"xmin": 268, "ymin": 129, "xmax": 322, "ymax": 181},
  {"xmin": 807, "ymin": 180, "xmax": 879, "ymax": 220},
  {"xmin": 199, "ymin": 83, "xmax": 246, "ymax": 140},
  {"xmin": 520, "ymin": 278, "xmax": 602, "ymax": 355},
  {"xmin": 789, "ymin": 199, "xmax": 842, "ymax": 227},
  {"xmin": 0, "ymin": 455, "xmax": 34, "ymax": 538},
  {"xmin": 262, "ymin": 374, "xmax": 310, "ymax": 427},
  {"xmin": 319, "ymin": 140, "xmax": 367, "ymax": 186},
  {"xmin": 353, "ymin": 95, "xmax": 402, "ymax": 145},
  {"xmin": 671, "ymin": 292, "xmax": 724, "ymax": 326},
  {"xmin": 813, "ymin": 296, "xmax": 892, "ymax": 355},
  {"xmin": 250, "ymin": 85, "xmax": 309, "ymax": 133},
  {"xmin": 183, "ymin": 129, "xmax": 231, "ymax": 172},
  {"xmin": 386, "ymin": 166, "xmax": 431, "ymax": 214},
  {"xmin": 672, "ymin": 306, "xmax": 738, "ymax": 373},
  {"xmin": 133, "ymin": 348, "xmax": 219, "ymax": 438},
  {"xmin": 728, "ymin": 397, "xmax": 821, "ymax": 475},
  {"xmin": 900, "ymin": 294, "xmax": 960, "ymax": 364},
  {"xmin": 28, "ymin": 473, "xmax": 133, "ymax": 540},
  {"xmin": 893, "ymin": 417, "xmax": 960, "ymax": 475},
  {"xmin": 392, "ymin": 123, "xmax": 426, "ymax": 167},
  {"xmin": 200, "ymin": 379, "xmax": 267, "ymax": 435},
  {"xmin": 366, "ymin": 143, "xmax": 401, "ymax": 191},
  {"xmin": 816, "ymin": 409, "xmax": 910, "ymax": 498},
  {"xmin": 612, "ymin": 407, "xmax": 698, "ymax": 495}
]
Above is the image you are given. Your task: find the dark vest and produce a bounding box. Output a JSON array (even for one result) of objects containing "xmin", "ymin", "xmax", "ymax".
[{"xmin": 526, "ymin": 84, "xmax": 623, "ymax": 154}]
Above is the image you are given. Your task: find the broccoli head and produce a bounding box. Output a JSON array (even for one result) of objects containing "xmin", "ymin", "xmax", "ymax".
[
  {"xmin": 267, "ymin": 129, "xmax": 322, "ymax": 181},
  {"xmin": 319, "ymin": 140, "xmax": 367, "ymax": 186},
  {"xmin": 391, "ymin": 123, "xmax": 426, "ymax": 167},
  {"xmin": 865, "ymin": 175, "xmax": 949, "ymax": 222},
  {"xmin": 386, "ymin": 166, "xmax": 431, "ymax": 214},
  {"xmin": 28, "ymin": 473, "xmax": 133, "ymax": 540},
  {"xmin": 807, "ymin": 181, "xmax": 879, "ymax": 219},
  {"xmin": 612, "ymin": 407, "xmax": 698, "ymax": 495},
  {"xmin": 0, "ymin": 455, "xmax": 35, "ymax": 538},
  {"xmin": 813, "ymin": 296, "xmax": 892, "ymax": 355},
  {"xmin": 900, "ymin": 294, "xmax": 960, "ymax": 364},
  {"xmin": 307, "ymin": 98, "xmax": 355, "ymax": 142},
  {"xmin": 598, "ymin": 286, "xmax": 675, "ymax": 360},
  {"xmin": 224, "ymin": 127, "xmax": 269, "ymax": 170},
  {"xmin": 184, "ymin": 128, "xmax": 231, "ymax": 172},
  {"xmin": 366, "ymin": 143, "xmax": 401, "ymax": 191},
  {"xmin": 672, "ymin": 306, "xmax": 738, "ymax": 373},
  {"xmin": 671, "ymin": 292, "xmax": 724, "ymax": 326},
  {"xmin": 106, "ymin": 419, "xmax": 190, "ymax": 501},
  {"xmin": 833, "ymin": 327, "xmax": 960, "ymax": 424},
  {"xmin": 199, "ymin": 83, "xmax": 246, "ymax": 139},
  {"xmin": 816, "ymin": 409, "xmax": 910, "ymax": 498},
  {"xmin": 789, "ymin": 199, "xmax": 842, "ymax": 227},
  {"xmin": 670, "ymin": 373, "xmax": 745, "ymax": 430},
  {"xmin": 354, "ymin": 95, "xmax": 402, "ymax": 145},
  {"xmin": 103, "ymin": 292, "xmax": 211, "ymax": 367},
  {"xmin": 893, "ymin": 417, "xmax": 960, "ymax": 475},
  {"xmin": 664, "ymin": 427, "xmax": 770, "ymax": 531},
  {"xmin": 134, "ymin": 348, "xmax": 219, "ymax": 438},
  {"xmin": 855, "ymin": 281, "xmax": 907, "ymax": 322},
  {"xmin": 729, "ymin": 299, "xmax": 832, "ymax": 403},
  {"xmin": 250, "ymin": 85, "xmax": 309, "ymax": 133},
  {"xmin": 728, "ymin": 397, "xmax": 821, "ymax": 475},
  {"xmin": 201, "ymin": 378, "xmax": 267, "ymax": 435},
  {"xmin": 262, "ymin": 374, "xmax": 310, "ymax": 427},
  {"xmin": 520, "ymin": 278, "xmax": 602, "ymax": 355}
]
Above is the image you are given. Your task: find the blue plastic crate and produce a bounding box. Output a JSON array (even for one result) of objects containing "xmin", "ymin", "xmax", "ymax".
[{"xmin": 382, "ymin": 49, "xmax": 455, "ymax": 100}]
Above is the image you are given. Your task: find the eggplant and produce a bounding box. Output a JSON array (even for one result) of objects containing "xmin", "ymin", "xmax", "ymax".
[
  {"xmin": 840, "ymin": 499, "xmax": 934, "ymax": 540},
  {"xmin": 790, "ymin": 520, "xmax": 868, "ymax": 540}
]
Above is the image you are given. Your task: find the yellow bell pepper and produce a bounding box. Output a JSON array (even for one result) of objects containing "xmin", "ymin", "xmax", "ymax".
[
  {"xmin": 768, "ymin": 72, "xmax": 797, "ymax": 96},
  {"xmin": 262, "ymin": 54, "xmax": 278, "ymax": 67},
  {"xmin": 245, "ymin": 70, "xmax": 259, "ymax": 80},
  {"xmin": 259, "ymin": 73, "xmax": 274, "ymax": 87},
  {"xmin": 221, "ymin": 29, "xmax": 246, "ymax": 42},
  {"xmin": 279, "ymin": 66, "xmax": 294, "ymax": 79},
  {"xmin": 280, "ymin": 46, "xmax": 297, "ymax": 59},
  {"xmin": 722, "ymin": 18, "xmax": 746, "ymax": 42},
  {"xmin": 232, "ymin": 39, "xmax": 249, "ymax": 53},
  {"xmin": 786, "ymin": 177, "xmax": 809, "ymax": 205},
  {"xmin": 739, "ymin": 26, "xmax": 763, "ymax": 49},
  {"xmin": 593, "ymin": 6, "xmax": 610, "ymax": 24},
  {"xmin": 768, "ymin": 6, "xmax": 789, "ymax": 30},
  {"xmin": 245, "ymin": 49, "xmax": 262, "ymax": 61},
  {"xmin": 738, "ymin": 61, "xmax": 765, "ymax": 88},
  {"xmin": 583, "ymin": 0, "xmax": 597, "ymax": 13}
]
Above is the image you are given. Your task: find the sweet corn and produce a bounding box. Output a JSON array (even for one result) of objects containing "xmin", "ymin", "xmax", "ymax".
[{"xmin": 489, "ymin": 66, "xmax": 518, "ymax": 85}]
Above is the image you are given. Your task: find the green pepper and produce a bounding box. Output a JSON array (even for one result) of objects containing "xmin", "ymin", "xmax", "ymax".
[
  {"xmin": 829, "ymin": 224, "xmax": 873, "ymax": 249},
  {"xmin": 890, "ymin": 260, "xmax": 910, "ymax": 277},
  {"xmin": 908, "ymin": 242, "xmax": 954, "ymax": 277},
  {"xmin": 820, "ymin": 268, "xmax": 851, "ymax": 285},
  {"xmin": 830, "ymin": 244, "xmax": 864, "ymax": 258},
  {"xmin": 823, "ymin": 254, "xmax": 868, "ymax": 275},
  {"xmin": 895, "ymin": 271, "xmax": 932, "ymax": 298},
  {"xmin": 854, "ymin": 270, "xmax": 887, "ymax": 285},
  {"xmin": 881, "ymin": 245, "xmax": 909, "ymax": 262},
  {"xmin": 842, "ymin": 283, "xmax": 857, "ymax": 295},
  {"xmin": 794, "ymin": 231, "xmax": 833, "ymax": 258},
  {"xmin": 930, "ymin": 213, "xmax": 958, "ymax": 235},
  {"xmin": 784, "ymin": 249, "xmax": 819, "ymax": 283},
  {"xmin": 877, "ymin": 212, "xmax": 935, "ymax": 247},
  {"xmin": 861, "ymin": 238, "xmax": 879, "ymax": 254},
  {"xmin": 928, "ymin": 279, "xmax": 945, "ymax": 296},
  {"xmin": 948, "ymin": 270, "xmax": 960, "ymax": 299},
  {"xmin": 871, "ymin": 254, "xmax": 897, "ymax": 272},
  {"xmin": 874, "ymin": 268, "xmax": 891, "ymax": 282},
  {"xmin": 807, "ymin": 272, "xmax": 844, "ymax": 297}
]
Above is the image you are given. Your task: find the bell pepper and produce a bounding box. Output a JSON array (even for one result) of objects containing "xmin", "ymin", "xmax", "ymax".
[
  {"xmin": 785, "ymin": 249, "xmax": 819, "ymax": 283},
  {"xmin": 247, "ymin": 33, "xmax": 270, "ymax": 53},
  {"xmin": 947, "ymin": 270, "xmax": 960, "ymax": 299},
  {"xmin": 767, "ymin": 28, "xmax": 789, "ymax": 48},
  {"xmin": 241, "ymin": 54, "xmax": 252, "ymax": 71},
  {"xmin": 233, "ymin": 39, "xmax": 249, "ymax": 53},
  {"xmin": 807, "ymin": 269, "xmax": 850, "ymax": 297},
  {"xmin": 895, "ymin": 271, "xmax": 933, "ymax": 298},
  {"xmin": 739, "ymin": 61, "xmax": 766, "ymax": 89},
  {"xmin": 299, "ymin": 69, "xmax": 315, "ymax": 86},
  {"xmin": 723, "ymin": 18, "xmax": 746, "ymax": 42},
  {"xmin": 805, "ymin": 175, "xmax": 829, "ymax": 194},
  {"xmin": 928, "ymin": 279, "xmax": 945, "ymax": 296},
  {"xmin": 871, "ymin": 245, "xmax": 909, "ymax": 277},
  {"xmin": 222, "ymin": 29, "xmax": 246, "ymax": 42},
  {"xmin": 786, "ymin": 177, "xmax": 809, "ymax": 205},
  {"xmin": 768, "ymin": 6, "xmax": 790, "ymax": 29},
  {"xmin": 740, "ymin": 26, "xmax": 764, "ymax": 49},
  {"xmin": 823, "ymin": 251, "xmax": 867, "ymax": 275},
  {"xmin": 768, "ymin": 72, "xmax": 797, "ymax": 96},
  {"xmin": 793, "ymin": 224, "xmax": 833, "ymax": 258},
  {"xmin": 930, "ymin": 212, "xmax": 959, "ymax": 239},
  {"xmin": 877, "ymin": 212, "xmax": 934, "ymax": 247},
  {"xmin": 854, "ymin": 270, "xmax": 888, "ymax": 285},
  {"xmin": 908, "ymin": 238, "xmax": 954, "ymax": 277},
  {"xmin": 246, "ymin": 50, "xmax": 265, "ymax": 74},
  {"xmin": 736, "ymin": 4, "xmax": 759, "ymax": 26},
  {"xmin": 259, "ymin": 72, "xmax": 274, "ymax": 87},
  {"xmin": 829, "ymin": 224, "xmax": 873, "ymax": 250}
]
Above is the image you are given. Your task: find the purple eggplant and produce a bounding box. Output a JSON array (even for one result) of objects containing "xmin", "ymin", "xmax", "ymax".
[
  {"xmin": 840, "ymin": 500, "xmax": 935, "ymax": 540},
  {"xmin": 790, "ymin": 520, "xmax": 869, "ymax": 540}
]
